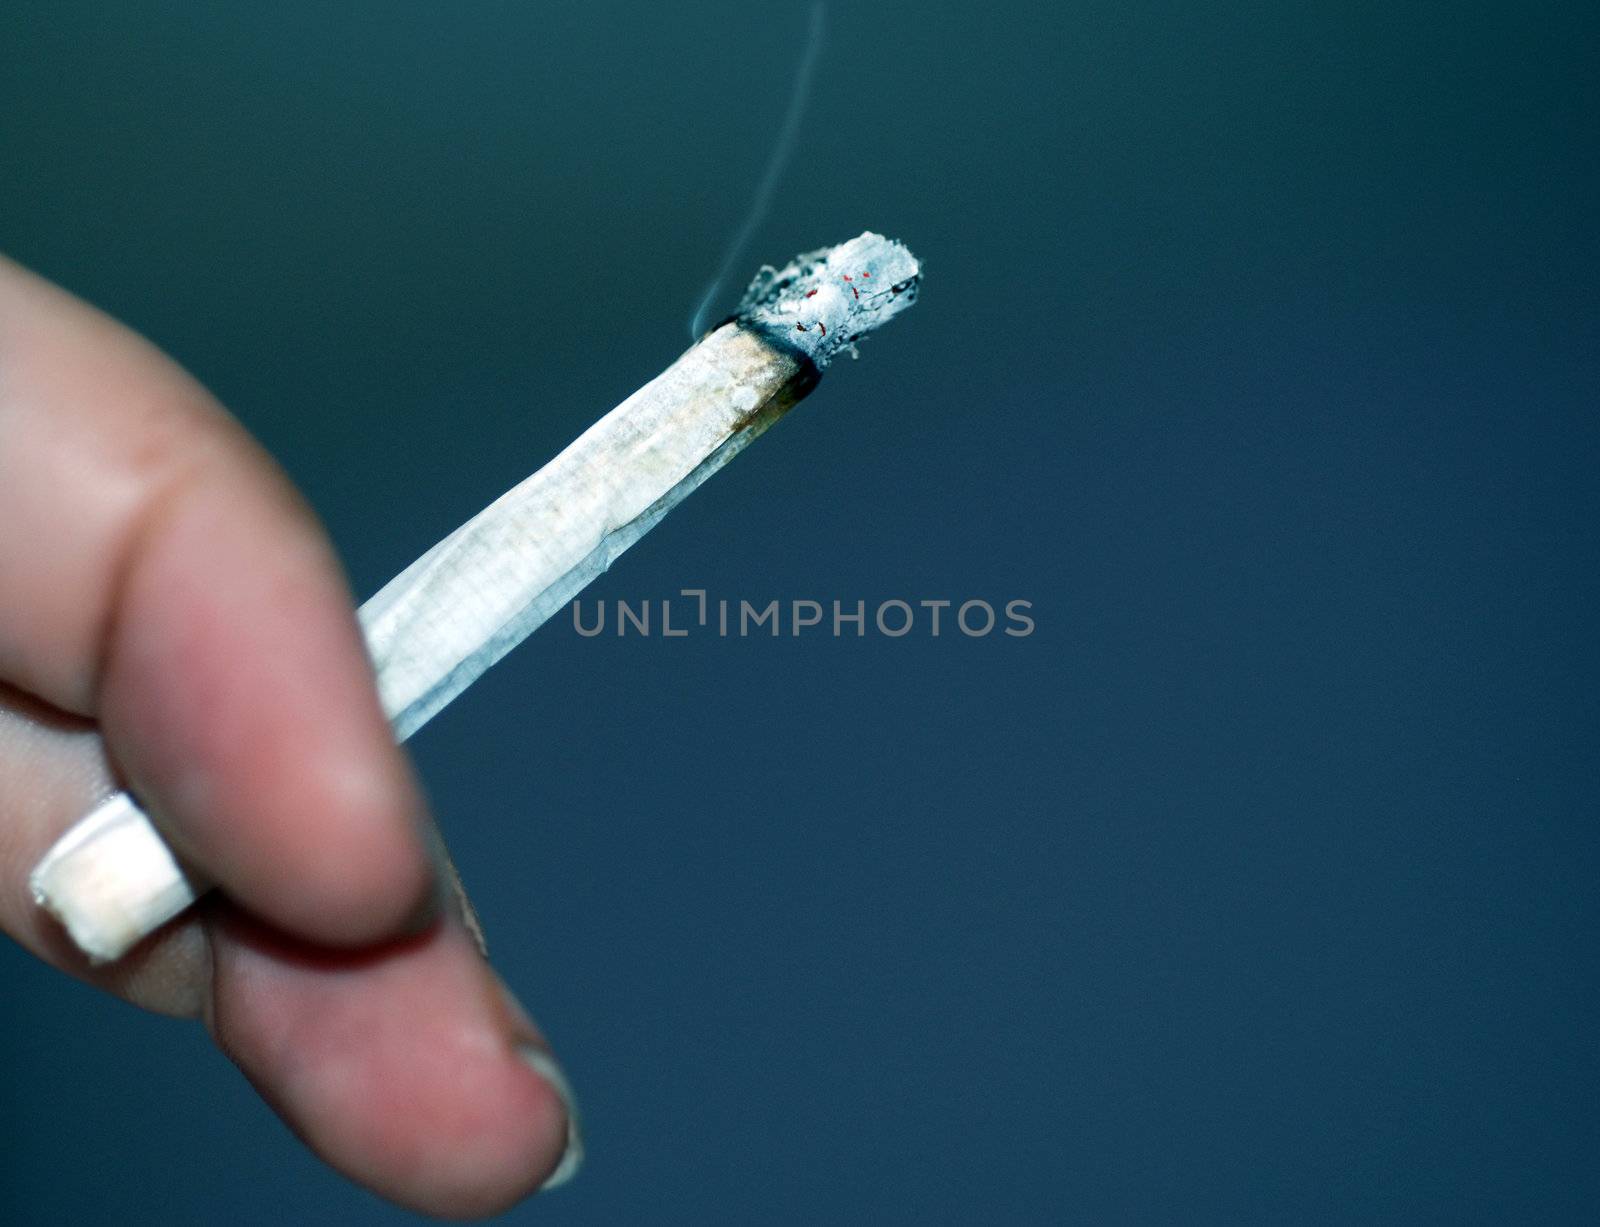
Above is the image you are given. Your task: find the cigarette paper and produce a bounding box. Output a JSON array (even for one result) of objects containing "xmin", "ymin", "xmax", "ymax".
[{"xmin": 30, "ymin": 232, "xmax": 921, "ymax": 962}]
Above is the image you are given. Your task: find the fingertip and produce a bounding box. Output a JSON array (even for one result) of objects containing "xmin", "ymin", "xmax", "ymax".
[
  {"xmin": 228, "ymin": 739, "xmax": 443, "ymax": 947},
  {"xmin": 517, "ymin": 1045, "xmax": 585, "ymax": 1193},
  {"xmin": 394, "ymin": 1051, "xmax": 575, "ymax": 1219},
  {"xmin": 245, "ymin": 798, "xmax": 442, "ymax": 948},
  {"xmin": 211, "ymin": 917, "xmax": 577, "ymax": 1218},
  {"xmin": 317, "ymin": 1036, "xmax": 573, "ymax": 1219}
]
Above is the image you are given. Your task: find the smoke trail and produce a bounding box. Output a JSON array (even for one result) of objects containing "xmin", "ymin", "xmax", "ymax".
[{"xmin": 688, "ymin": 2, "xmax": 827, "ymax": 338}]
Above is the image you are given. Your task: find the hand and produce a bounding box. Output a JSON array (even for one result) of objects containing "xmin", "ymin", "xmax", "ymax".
[{"xmin": 0, "ymin": 254, "xmax": 578, "ymax": 1217}]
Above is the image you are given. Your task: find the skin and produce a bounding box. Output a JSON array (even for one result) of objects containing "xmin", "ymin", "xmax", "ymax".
[{"xmin": 0, "ymin": 254, "xmax": 572, "ymax": 1218}]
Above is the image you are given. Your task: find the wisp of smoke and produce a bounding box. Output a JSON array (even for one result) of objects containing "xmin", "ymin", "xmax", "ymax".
[{"xmin": 688, "ymin": 2, "xmax": 827, "ymax": 339}]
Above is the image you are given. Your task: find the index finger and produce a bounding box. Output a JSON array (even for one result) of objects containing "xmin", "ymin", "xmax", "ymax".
[{"xmin": 0, "ymin": 254, "xmax": 439, "ymax": 947}]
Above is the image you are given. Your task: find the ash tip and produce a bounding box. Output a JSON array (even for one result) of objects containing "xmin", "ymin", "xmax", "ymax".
[{"xmin": 736, "ymin": 232, "xmax": 921, "ymax": 367}]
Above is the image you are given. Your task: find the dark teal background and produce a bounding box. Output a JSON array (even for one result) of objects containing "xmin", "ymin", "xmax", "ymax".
[{"xmin": 3, "ymin": 2, "xmax": 1597, "ymax": 1222}]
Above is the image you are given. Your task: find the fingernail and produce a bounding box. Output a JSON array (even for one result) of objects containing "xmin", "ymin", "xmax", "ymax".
[
  {"xmin": 419, "ymin": 827, "xmax": 488, "ymax": 957},
  {"xmin": 518, "ymin": 1045, "xmax": 584, "ymax": 1191},
  {"xmin": 441, "ymin": 855, "xmax": 488, "ymax": 957}
]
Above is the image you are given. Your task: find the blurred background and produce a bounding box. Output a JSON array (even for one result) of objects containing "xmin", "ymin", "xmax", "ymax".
[{"xmin": 2, "ymin": 1, "xmax": 1596, "ymax": 1222}]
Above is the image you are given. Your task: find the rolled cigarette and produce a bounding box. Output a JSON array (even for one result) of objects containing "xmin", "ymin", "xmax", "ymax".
[{"xmin": 30, "ymin": 232, "xmax": 921, "ymax": 962}]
